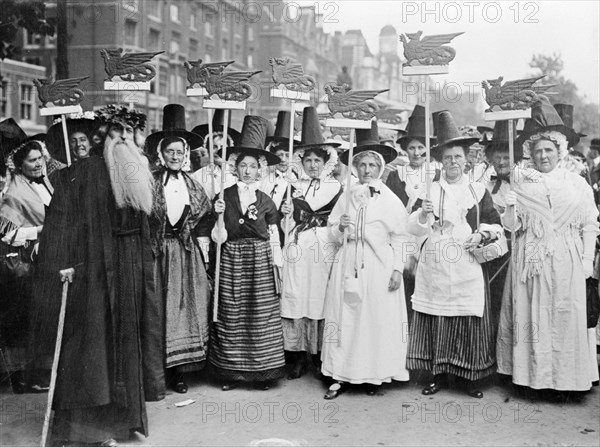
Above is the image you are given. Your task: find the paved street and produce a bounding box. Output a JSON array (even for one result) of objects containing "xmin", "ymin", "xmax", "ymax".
[{"xmin": 2, "ymin": 368, "xmax": 599, "ymax": 446}]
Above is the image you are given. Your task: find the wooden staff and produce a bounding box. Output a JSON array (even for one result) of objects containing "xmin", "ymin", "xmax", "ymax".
[
  {"xmin": 60, "ymin": 115, "xmax": 72, "ymax": 167},
  {"xmin": 40, "ymin": 280, "xmax": 70, "ymax": 447},
  {"xmin": 212, "ymin": 109, "xmax": 230, "ymax": 323},
  {"xmin": 336, "ymin": 128, "xmax": 356, "ymax": 347},
  {"xmin": 423, "ymin": 78, "xmax": 431, "ymax": 199},
  {"xmin": 281, "ymin": 102, "xmax": 296, "ymax": 300},
  {"xmin": 207, "ymin": 108, "xmax": 216, "ymax": 196}
]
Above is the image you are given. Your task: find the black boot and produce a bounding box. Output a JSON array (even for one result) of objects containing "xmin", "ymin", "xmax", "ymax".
[
  {"xmin": 287, "ymin": 351, "xmax": 307, "ymax": 380},
  {"xmin": 422, "ymin": 374, "xmax": 445, "ymax": 396}
]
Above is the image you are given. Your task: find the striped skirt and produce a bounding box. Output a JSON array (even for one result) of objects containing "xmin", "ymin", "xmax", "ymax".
[
  {"xmin": 209, "ymin": 238, "xmax": 285, "ymax": 382},
  {"xmin": 406, "ymin": 275, "xmax": 496, "ymax": 381}
]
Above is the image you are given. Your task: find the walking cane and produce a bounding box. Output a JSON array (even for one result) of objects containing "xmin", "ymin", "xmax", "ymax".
[{"xmin": 40, "ymin": 275, "xmax": 71, "ymax": 447}]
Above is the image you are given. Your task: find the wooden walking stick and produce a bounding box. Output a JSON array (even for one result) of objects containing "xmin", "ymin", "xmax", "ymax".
[{"xmin": 40, "ymin": 277, "xmax": 71, "ymax": 447}]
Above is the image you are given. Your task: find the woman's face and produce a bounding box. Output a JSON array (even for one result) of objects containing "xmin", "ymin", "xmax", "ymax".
[
  {"xmin": 490, "ymin": 151, "xmax": 511, "ymax": 176},
  {"xmin": 406, "ymin": 139, "xmax": 425, "ymax": 167},
  {"xmin": 20, "ymin": 149, "xmax": 45, "ymax": 180},
  {"xmin": 236, "ymin": 155, "xmax": 259, "ymax": 184},
  {"xmin": 355, "ymin": 154, "xmax": 381, "ymax": 184},
  {"xmin": 69, "ymin": 131, "xmax": 91, "ymax": 160},
  {"xmin": 441, "ymin": 145, "xmax": 467, "ymax": 181},
  {"xmin": 161, "ymin": 141, "xmax": 186, "ymax": 171},
  {"xmin": 302, "ymin": 152, "xmax": 325, "ymax": 179},
  {"xmin": 274, "ymin": 148, "xmax": 289, "ymax": 173},
  {"xmin": 532, "ymin": 139, "xmax": 559, "ymax": 173}
]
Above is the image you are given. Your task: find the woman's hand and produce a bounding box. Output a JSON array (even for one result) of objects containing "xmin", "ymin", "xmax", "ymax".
[
  {"xmin": 338, "ymin": 214, "xmax": 352, "ymax": 232},
  {"xmin": 388, "ymin": 269, "xmax": 402, "ymax": 292},
  {"xmin": 419, "ymin": 199, "xmax": 434, "ymax": 223},
  {"xmin": 281, "ymin": 201, "xmax": 293, "ymax": 216},
  {"xmin": 505, "ymin": 191, "xmax": 518, "ymax": 207},
  {"xmin": 463, "ymin": 232, "xmax": 484, "ymax": 251},
  {"xmin": 214, "ymin": 199, "xmax": 226, "ymax": 214}
]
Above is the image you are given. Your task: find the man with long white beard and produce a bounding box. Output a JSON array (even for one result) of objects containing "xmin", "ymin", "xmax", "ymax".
[{"xmin": 31, "ymin": 106, "xmax": 159, "ymax": 446}]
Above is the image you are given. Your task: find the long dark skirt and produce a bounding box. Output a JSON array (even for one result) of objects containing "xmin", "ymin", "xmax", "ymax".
[
  {"xmin": 407, "ymin": 277, "xmax": 496, "ymax": 381},
  {"xmin": 209, "ymin": 238, "xmax": 285, "ymax": 382},
  {"xmin": 156, "ymin": 237, "xmax": 210, "ymax": 371},
  {"xmin": 281, "ymin": 318, "xmax": 324, "ymax": 354}
]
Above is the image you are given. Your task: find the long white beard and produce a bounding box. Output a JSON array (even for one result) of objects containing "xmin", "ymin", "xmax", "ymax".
[{"xmin": 103, "ymin": 135, "xmax": 154, "ymax": 214}]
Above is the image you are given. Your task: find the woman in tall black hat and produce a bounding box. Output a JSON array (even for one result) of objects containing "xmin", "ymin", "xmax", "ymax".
[
  {"xmin": 190, "ymin": 109, "xmax": 242, "ymax": 200},
  {"xmin": 406, "ymin": 110, "xmax": 503, "ymax": 398},
  {"xmin": 497, "ymin": 96, "xmax": 599, "ymax": 399},
  {"xmin": 320, "ymin": 120, "xmax": 409, "ymax": 399},
  {"xmin": 146, "ymin": 104, "xmax": 212, "ymax": 395},
  {"xmin": 279, "ymin": 106, "xmax": 343, "ymax": 380},
  {"xmin": 385, "ymin": 105, "xmax": 439, "ymax": 322},
  {"xmin": 259, "ymin": 110, "xmax": 300, "ymax": 210},
  {"xmin": 210, "ymin": 115, "xmax": 285, "ymax": 391},
  {"xmin": 386, "ymin": 105, "xmax": 439, "ymax": 211}
]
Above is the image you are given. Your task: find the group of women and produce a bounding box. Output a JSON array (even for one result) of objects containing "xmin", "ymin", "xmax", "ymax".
[{"xmin": 1, "ymin": 96, "xmax": 598, "ymax": 406}]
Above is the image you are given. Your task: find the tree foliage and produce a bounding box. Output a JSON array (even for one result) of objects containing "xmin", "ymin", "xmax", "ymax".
[
  {"xmin": 528, "ymin": 53, "xmax": 599, "ymax": 140},
  {"xmin": 0, "ymin": 0, "xmax": 54, "ymax": 60}
]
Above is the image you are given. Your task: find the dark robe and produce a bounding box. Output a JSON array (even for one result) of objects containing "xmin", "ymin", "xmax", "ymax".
[{"xmin": 30, "ymin": 155, "xmax": 158, "ymax": 440}]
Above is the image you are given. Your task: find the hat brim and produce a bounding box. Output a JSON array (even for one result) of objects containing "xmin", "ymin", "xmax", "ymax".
[
  {"xmin": 484, "ymin": 141, "xmax": 523, "ymax": 160},
  {"xmin": 516, "ymin": 124, "xmax": 580, "ymax": 148},
  {"xmin": 218, "ymin": 147, "xmax": 281, "ymax": 166},
  {"xmin": 192, "ymin": 124, "xmax": 241, "ymax": 143},
  {"xmin": 397, "ymin": 135, "xmax": 436, "ymax": 148},
  {"xmin": 433, "ymin": 136, "xmax": 480, "ymax": 151},
  {"xmin": 339, "ymin": 144, "xmax": 399, "ymax": 166},
  {"xmin": 145, "ymin": 129, "xmax": 204, "ymax": 152},
  {"xmin": 267, "ymin": 136, "xmax": 302, "ymax": 144}
]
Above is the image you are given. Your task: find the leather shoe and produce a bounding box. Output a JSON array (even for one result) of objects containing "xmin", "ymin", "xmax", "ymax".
[
  {"xmin": 466, "ymin": 388, "xmax": 483, "ymax": 398},
  {"xmin": 222, "ymin": 382, "xmax": 238, "ymax": 391},
  {"xmin": 99, "ymin": 439, "xmax": 118, "ymax": 447},
  {"xmin": 287, "ymin": 361, "xmax": 307, "ymax": 380},
  {"xmin": 324, "ymin": 382, "xmax": 345, "ymax": 400},
  {"xmin": 422, "ymin": 381, "xmax": 442, "ymax": 396},
  {"xmin": 365, "ymin": 385, "xmax": 380, "ymax": 396}
]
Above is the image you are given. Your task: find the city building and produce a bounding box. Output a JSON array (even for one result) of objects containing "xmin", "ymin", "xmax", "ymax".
[{"xmin": 0, "ymin": 58, "xmax": 47, "ymax": 135}]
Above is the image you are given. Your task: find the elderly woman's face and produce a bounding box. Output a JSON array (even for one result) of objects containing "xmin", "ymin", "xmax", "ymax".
[
  {"xmin": 406, "ymin": 139, "xmax": 425, "ymax": 167},
  {"xmin": 302, "ymin": 152, "xmax": 325, "ymax": 179},
  {"xmin": 236, "ymin": 155, "xmax": 260, "ymax": 184},
  {"xmin": 532, "ymin": 139, "xmax": 559, "ymax": 173},
  {"xmin": 162, "ymin": 141, "xmax": 186, "ymax": 171},
  {"xmin": 20, "ymin": 149, "xmax": 45, "ymax": 180},
  {"xmin": 356, "ymin": 154, "xmax": 381, "ymax": 184},
  {"xmin": 442, "ymin": 145, "xmax": 466, "ymax": 181}
]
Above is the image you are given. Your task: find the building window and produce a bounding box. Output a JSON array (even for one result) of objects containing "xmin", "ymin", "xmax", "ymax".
[
  {"xmin": 124, "ymin": 20, "xmax": 137, "ymax": 46},
  {"xmin": 171, "ymin": 32, "xmax": 181, "ymax": 54},
  {"xmin": 147, "ymin": 0, "xmax": 162, "ymax": 19},
  {"xmin": 204, "ymin": 52, "xmax": 212, "ymax": 63},
  {"xmin": 221, "ymin": 40, "xmax": 228, "ymax": 60},
  {"xmin": 205, "ymin": 19, "xmax": 213, "ymax": 38},
  {"xmin": 248, "ymin": 27, "xmax": 254, "ymax": 41},
  {"xmin": 20, "ymin": 84, "xmax": 34, "ymax": 120},
  {"xmin": 24, "ymin": 30, "xmax": 42, "ymax": 47},
  {"xmin": 1, "ymin": 81, "xmax": 8, "ymax": 116},
  {"xmin": 24, "ymin": 57, "xmax": 42, "ymax": 66},
  {"xmin": 247, "ymin": 53, "xmax": 253, "ymax": 68},
  {"xmin": 169, "ymin": 73, "xmax": 176, "ymax": 95},
  {"xmin": 149, "ymin": 29, "xmax": 161, "ymax": 51},
  {"xmin": 159, "ymin": 67, "xmax": 168, "ymax": 96},
  {"xmin": 170, "ymin": 4, "xmax": 180, "ymax": 22},
  {"xmin": 189, "ymin": 39, "xmax": 198, "ymax": 59},
  {"xmin": 190, "ymin": 11, "xmax": 197, "ymax": 30},
  {"xmin": 235, "ymin": 43, "xmax": 241, "ymax": 58}
]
